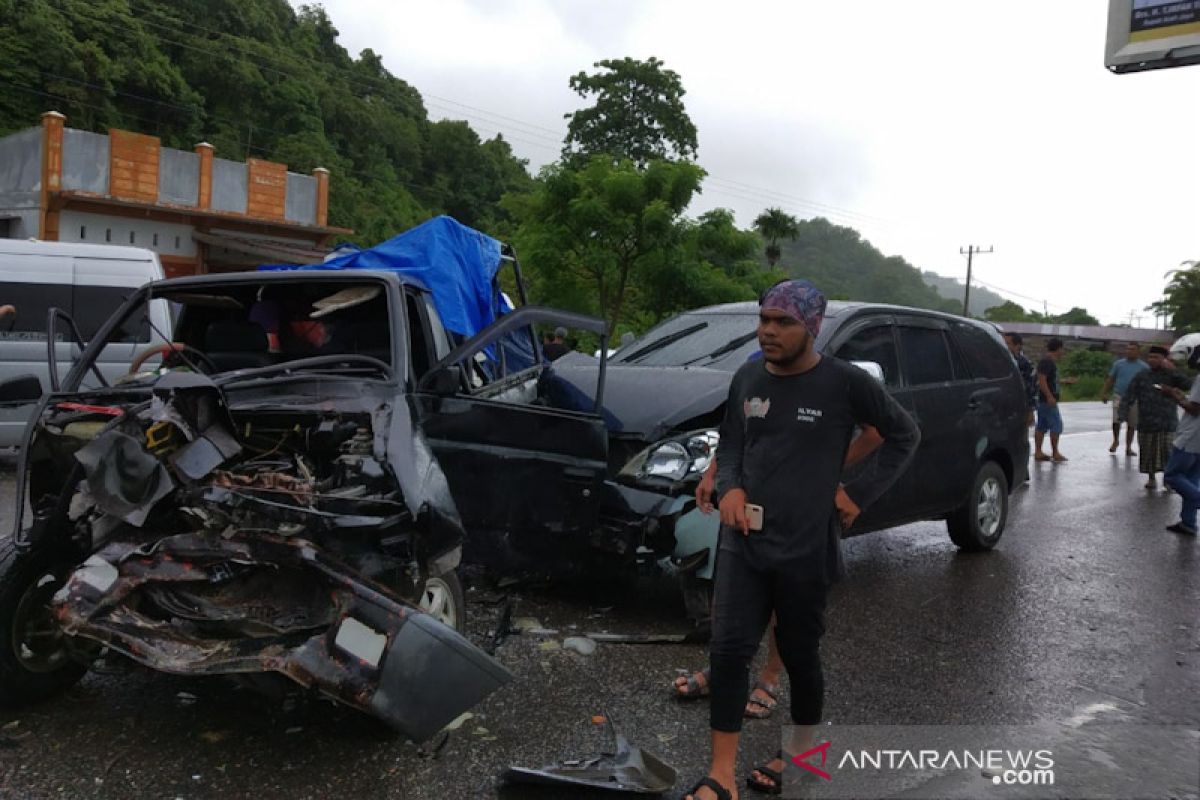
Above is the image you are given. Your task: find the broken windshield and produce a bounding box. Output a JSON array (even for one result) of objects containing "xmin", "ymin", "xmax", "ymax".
[{"xmin": 71, "ymin": 278, "xmax": 396, "ymax": 390}]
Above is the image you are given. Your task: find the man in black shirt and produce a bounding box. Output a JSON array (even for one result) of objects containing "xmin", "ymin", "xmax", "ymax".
[
  {"xmin": 1034, "ymin": 337, "xmax": 1068, "ymax": 462},
  {"xmin": 681, "ymin": 280, "xmax": 919, "ymax": 800},
  {"xmin": 1004, "ymin": 332, "xmax": 1037, "ymax": 427}
]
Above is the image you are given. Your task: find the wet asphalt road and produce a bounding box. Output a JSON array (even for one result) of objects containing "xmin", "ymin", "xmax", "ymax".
[{"xmin": 0, "ymin": 401, "xmax": 1197, "ymax": 800}]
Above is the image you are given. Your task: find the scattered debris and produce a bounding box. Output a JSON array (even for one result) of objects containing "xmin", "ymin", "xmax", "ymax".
[
  {"xmin": 502, "ymin": 720, "xmax": 676, "ymax": 794},
  {"xmin": 442, "ymin": 712, "xmax": 474, "ymax": 732},
  {"xmin": 538, "ymin": 641, "xmax": 562, "ymax": 652},
  {"xmin": 176, "ymin": 692, "xmax": 198, "ymax": 706},
  {"xmin": 592, "ymin": 715, "xmax": 608, "ymax": 725},
  {"xmin": 563, "ymin": 636, "xmax": 598, "ymax": 656}
]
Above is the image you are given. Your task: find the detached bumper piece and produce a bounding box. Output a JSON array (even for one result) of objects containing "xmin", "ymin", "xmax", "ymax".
[
  {"xmin": 503, "ymin": 721, "xmax": 677, "ymax": 794},
  {"xmin": 52, "ymin": 533, "xmax": 511, "ymax": 741}
]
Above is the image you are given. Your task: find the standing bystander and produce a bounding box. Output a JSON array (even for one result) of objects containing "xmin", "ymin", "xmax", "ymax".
[
  {"xmin": 1101, "ymin": 343, "xmax": 1149, "ymax": 457},
  {"xmin": 1034, "ymin": 338, "xmax": 1069, "ymax": 463},
  {"xmin": 680, "ymin": 280, "xmax": 919, "ymax": 800},
  {"xmin": 1120, "ymin": 346, "xmax": 1191, "ymax": 490},
  {"xmin": 1163, "ymin": 346, "xmax": 1200, "ymax": 534},
  {"xmin": 1004, "ymin": 332, "xmax": 1037, "ymax": 428}
]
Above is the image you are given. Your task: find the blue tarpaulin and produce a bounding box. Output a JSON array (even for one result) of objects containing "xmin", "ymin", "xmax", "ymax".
[{"xmin": 261, "ymin": 216, "xmax": 504, "ymax": 338}]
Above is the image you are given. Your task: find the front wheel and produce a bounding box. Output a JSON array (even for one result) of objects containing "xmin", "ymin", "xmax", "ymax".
[
  {"xmin": 946, "ymin": 461, "xmax": 1009, "ymax": 551},
  {"xmin": 415, "ymin": 570, "xmax": 465, "ymax": 631},
  {"xmin": 0, "ymin": 539, "xmax": 89, "ymax": 707}
]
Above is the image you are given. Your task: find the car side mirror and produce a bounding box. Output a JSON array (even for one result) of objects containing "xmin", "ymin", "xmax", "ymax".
[
  {"xmin": 0, "ymin": 374, "xmax": 43, "ymax": 404},
  {"xmin": 417, "ymin": 364, "xmax": 463, "ymax": 396},
  {"xmin": 851, "ymin": 361, "xmax": 885, "ymax": 385}
]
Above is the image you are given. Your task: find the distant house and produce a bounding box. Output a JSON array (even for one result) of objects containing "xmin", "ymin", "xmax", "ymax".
[
  {"xmin": 995, "ymin": 321, "xmax": 1175, "ymax": 358},
  {"xmin": 0, "ymin": 111, "xmax": 350, "ymax": 278}
]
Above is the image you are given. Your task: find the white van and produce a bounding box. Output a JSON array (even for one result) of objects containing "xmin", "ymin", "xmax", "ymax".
[{"xmin": 0, "ymin": 240, "xmax": 172, "ymax": 447}]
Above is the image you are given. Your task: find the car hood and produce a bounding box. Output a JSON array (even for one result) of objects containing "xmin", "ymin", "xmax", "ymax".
[{"xmin": 547, "ymin": 353, "xmax": 732, "ymax": 440}]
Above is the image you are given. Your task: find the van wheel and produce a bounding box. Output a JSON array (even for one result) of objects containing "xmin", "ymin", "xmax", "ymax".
[
  {"xmin": 416, "ymin": 571, "xmax": 465, "ymax": 631},
  {"xmin": 0, "ymin": 539, "xmax": 89, "ymax": 707},
  {"xmin": 947, "ymin": 461, "xmax": 1008, "ymax": 551}
]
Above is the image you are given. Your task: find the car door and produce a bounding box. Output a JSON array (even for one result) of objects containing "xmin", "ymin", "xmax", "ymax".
[
  {"xmin": 894, "ymin": 315, "xmax": 973, "ymax": 514},
  {"xmin": 828, "ymin": 314, "xmax": 918, "ymax": 531},
  {"xmin": 411, "ymin": 305, "xmax": 610, "ymax": 549}
]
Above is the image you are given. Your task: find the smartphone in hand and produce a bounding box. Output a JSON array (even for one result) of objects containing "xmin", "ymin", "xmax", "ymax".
[{"xmin": 745, "ymin": 503, "xmax": 764, "ymax": 531}]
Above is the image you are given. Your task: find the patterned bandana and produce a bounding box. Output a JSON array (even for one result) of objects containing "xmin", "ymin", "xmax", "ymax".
[{"xmin": 761, "ymin": 280, "xmax": 827, "ymax": 338}]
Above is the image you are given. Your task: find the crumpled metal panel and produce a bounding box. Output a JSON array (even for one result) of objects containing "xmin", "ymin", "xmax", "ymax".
[{"xmin": 52, "ymin": 532, "xmax": 512, "ymax": 740}]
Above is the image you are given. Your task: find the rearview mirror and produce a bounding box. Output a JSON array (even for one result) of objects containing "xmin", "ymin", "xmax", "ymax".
[
  {"xmin": 417, "ymin": 365, "xmax": 463, "ymax": 396},
  {"xmin": 851, "ymin": 361, "xmax": 885, "ymax": 385},
  {"xmin": 0, "ymin": 374, "xmax": 43, "ymax": 404}
]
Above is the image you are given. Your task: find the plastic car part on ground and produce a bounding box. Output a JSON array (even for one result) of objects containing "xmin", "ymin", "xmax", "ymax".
[{"xmin": 502, "ymin": 719, "xmax": 676, "ymax": 794}]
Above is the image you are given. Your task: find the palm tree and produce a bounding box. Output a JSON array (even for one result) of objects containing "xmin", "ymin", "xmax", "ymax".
[
  {"xmin": 1148, "ymin": 260, "xmax": 1200, "ymax": 331},
  {"xmin": 753, "ymin": 207, "xmax": 800, "ymax": 267}
]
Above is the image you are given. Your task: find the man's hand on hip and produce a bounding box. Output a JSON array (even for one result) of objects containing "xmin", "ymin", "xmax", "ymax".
[
  {"xmin": 718, "ymin": 488, "xmax": 749, "ymax": 535},
  {"xmin": 835, "ymin": 485, "xmax": 861, "ymax": 529}
]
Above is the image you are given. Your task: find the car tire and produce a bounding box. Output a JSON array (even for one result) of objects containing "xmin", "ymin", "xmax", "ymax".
[
  {"xmin": 946, "ymin": 461, "xmax": 1008, "ymax": 551},
  {"xmin": 416, "ymin": 570, "xmax": 466, "ymax": 632},
  {"xmin": 0, "ymin": 538, "xmax": 88, "ymax": 707}
]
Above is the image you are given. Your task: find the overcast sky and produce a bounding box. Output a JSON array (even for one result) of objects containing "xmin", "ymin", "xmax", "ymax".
[{"xmin": 302, "ymin": 0, "xmax": 1200, "ymax": 327}]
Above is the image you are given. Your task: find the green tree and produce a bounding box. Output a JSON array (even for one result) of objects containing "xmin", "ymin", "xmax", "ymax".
[
  {"xmin": 562, "ymin": 56, "xmax": 698, "ymax": 166},
  {"xmin": 1148, "ymin": 261, "xmax": 1200, "ymax": 331},
  {"xmin": 753, "ymin": 207, "xmax": 800, "ymax": 267},
  {"xmin": 983, "ymin": 301, "xmax": 1034, "ymax": 322},
  {"xmin": 513, "ymin": 156, "xmax": 705, "ymax": 332},
  {"xmin": 1049, "ymin": 307, "xmax": 1100, "ymax": 326}
]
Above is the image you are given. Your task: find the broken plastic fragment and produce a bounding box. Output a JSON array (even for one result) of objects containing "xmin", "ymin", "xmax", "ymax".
[
  {"xmin": 563, "ymin": 636, "xmax": 597, "ymax": 656},
  {"xmin": 502, "ymin": 722, "xmax": 676, "ymax": 794}
]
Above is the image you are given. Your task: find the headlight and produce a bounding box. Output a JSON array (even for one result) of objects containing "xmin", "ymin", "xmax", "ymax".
[{"xmin": 620, "ymin": 430, "xmax": 719, "ymax": 482}]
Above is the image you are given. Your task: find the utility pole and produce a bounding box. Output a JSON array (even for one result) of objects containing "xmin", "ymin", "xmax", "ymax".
[{"xmin": 959, "ymin": 245, "xmax": 993, "ymax": 316}]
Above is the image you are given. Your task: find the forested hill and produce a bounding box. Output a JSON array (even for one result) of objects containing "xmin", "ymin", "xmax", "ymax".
[
  {"xmin": 0, "ymin": 0, "xmax": 534, "ymax": 242},
  {"xmin": 772, "ymin": 218, "xmax": 964, "ymax": 314},
  {"xmin": 0, "ymin": 0, "xmax": 1002, "ymax": 323},
  {"xmin": 921, "ymin": 271, "xmax": 1006, "ymax": 317}
]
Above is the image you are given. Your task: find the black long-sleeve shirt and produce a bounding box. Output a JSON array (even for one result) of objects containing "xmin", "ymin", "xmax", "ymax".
[
  {"xmin": 1120, "ymin": 367, "xmax": 1191, "ymax": 433},
  {"xmin": 715, "ymin": 356, "xmax": 920, "ymax": 583}
]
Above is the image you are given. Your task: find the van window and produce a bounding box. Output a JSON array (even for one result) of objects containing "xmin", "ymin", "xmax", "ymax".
[
  {"xmin": 0, "ymin": 281, "xmax": 71, "ymax": 336},
  {"xmin": 835, "ymin": 325, "xmax": 901, "ymax": 388},
  {"xmin": 898, "ymin": 326, "xmax": 954, "ymax": 386},
  {"xmin": 952, "ymin": 322, "xmax": 1015, "ymax": 380},
  {"xmin": 72, "ymin": 285, "xmax": 148, "ymax": 343}
]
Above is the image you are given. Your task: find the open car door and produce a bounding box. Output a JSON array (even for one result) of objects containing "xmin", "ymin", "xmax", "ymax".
[{"xmin": 412, "ymin": 306, "xmax": 609, "ymax": 559}]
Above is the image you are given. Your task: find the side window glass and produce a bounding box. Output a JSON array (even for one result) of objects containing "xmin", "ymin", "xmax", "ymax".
[
  {"xmin": 73, "ymin": 286, "xmax": 147, "ymax": 343},
  {"xmin": 898, "ymin": 326, "xmax": 954, "ymax": 386},
  {"xmin": 835, "ymin": 325, "xmax": 901, "ymax": 388},
  {"xmin": 946, "ymin": 333, "xmax": 972, "ymax": 381},
  {"xmin": 952, "ymin": 322, "xmax": 1015, "ymax": 380},
  {"xmin": 0, "ymin": 281, "xmax": 71, "ymax": 338},
  {"xmin": 405, "ymin": 293, "xmax": 432, "ymax": 379}
]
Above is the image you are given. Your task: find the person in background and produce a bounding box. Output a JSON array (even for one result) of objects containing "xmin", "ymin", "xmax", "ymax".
[
  {"xmin": 1163, "ymin": 346, "xmax": 1200, "ymax": 535},
  {"xmin": 542, "ymin": 326, "xmax": 570, "ymax": 361},
  {"xmin": 1034, "ymin": 338, "xmax": 1069, "ymax": 463},
  {"xmin": 1004, "ymin": 332, "xmax": 1037, "ymax": 428},
  {"xmin": 1101, "ymin": 342, "xmax": 1149, "ymax": 457},
  {"xmin": 1120, "ymin": 345, "xmax": 1191, "ymax": 490}
]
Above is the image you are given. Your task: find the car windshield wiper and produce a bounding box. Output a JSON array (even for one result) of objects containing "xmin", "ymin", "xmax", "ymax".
[
  {"xmin": 681, "ymin": 331, "xmax": 758, "ymax": 366},
  {"xmin": 619, "ymin": 322, "xmax": 708, "ymax": 363}
]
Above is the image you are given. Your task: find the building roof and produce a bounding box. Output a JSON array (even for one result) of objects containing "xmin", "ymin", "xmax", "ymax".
[{"xmin": 995, "ymin": 321, "xmax": 1173, "ymax": 344}]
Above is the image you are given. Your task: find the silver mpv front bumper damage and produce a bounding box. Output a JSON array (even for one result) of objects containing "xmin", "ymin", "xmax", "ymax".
[{"xmin": 53, "ymin": 532, "xmax": 510, "ymax": 742}]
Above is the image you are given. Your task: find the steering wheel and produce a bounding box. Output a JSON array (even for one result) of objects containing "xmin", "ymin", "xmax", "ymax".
[{"xmin": 128, "ymin": 342, "xmax": 220, "ymax": 376}]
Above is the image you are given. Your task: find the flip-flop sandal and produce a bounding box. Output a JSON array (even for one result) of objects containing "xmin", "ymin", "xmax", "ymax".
[
  {"xmin": 1033, "ymin": 453, "xmax": 1051, "ymax": 462},
  {"xmin": 744, "ymin": 681, "xmax": 779, "ymax": 719},
  {"xmin": 746, "ymin": 750, "xmax": 785, "ymax": 795},
  {"xmin": 682, "ymin": 774, "xmax": 733, "ymax": 800},
  {"xmin": 673, "ymin": 667, "xmax": 710, "ymax": 700}
]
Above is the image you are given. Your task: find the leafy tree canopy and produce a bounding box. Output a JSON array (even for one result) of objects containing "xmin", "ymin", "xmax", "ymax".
[
  {"xmin": 1148, "ymin": 262, "xmax": 1200, "ymax": 331},
  {"xmin": 0, "ymin": 0, "xmax": 533, "ymax": 237},
  {"xmin": 562, "ymin": 56, "xmax": 698, "ymax": 167}
]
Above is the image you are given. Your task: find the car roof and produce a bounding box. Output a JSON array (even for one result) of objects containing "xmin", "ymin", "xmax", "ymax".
[
  {"xmin": 146, "ymin": 269, "xmax": 429, "ymax": 294},
  {"xmin": 683, "ymin": 299, "xmax": 999, "ymax": 333}
]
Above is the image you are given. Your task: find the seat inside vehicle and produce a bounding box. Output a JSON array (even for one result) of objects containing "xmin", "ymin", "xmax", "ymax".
[{"xmin": 203, "ymin": 320, "xmax": 272, "ymax": 371}]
